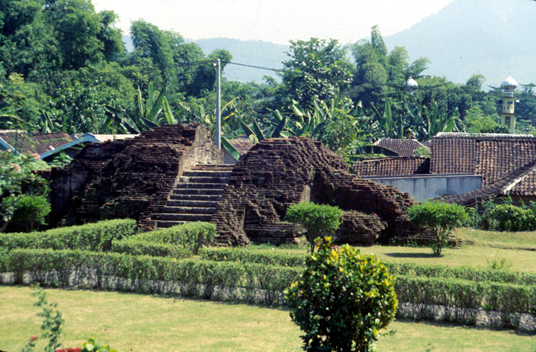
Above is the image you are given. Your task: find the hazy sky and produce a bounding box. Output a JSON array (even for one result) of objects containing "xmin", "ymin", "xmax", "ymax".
[{"xmin": 91, "ymin": 0, "xmax": 454, "ymax": 45}]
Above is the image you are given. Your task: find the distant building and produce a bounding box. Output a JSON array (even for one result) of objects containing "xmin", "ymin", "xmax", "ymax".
[
  {"xmin": 0, "ymin": 130, "xmax": 137, "ymax": 162},
  {"xmin": 499, "ymin": 75, "xmax": 518, "ymax": 133}
]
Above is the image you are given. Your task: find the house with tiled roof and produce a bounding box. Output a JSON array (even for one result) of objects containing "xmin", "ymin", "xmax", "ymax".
[
  {"xmin": 354, "ymin": 132, "xmax": 536, "ymax": 205},
  {"xmin": 374, "ymin": 138, "xmax": 430, "ymax": 157},
  {"xmin": 432, "ymin": 133, "xmax": 536, "ymax": 206},
  {"xmin": 0, "ymin": 130, "xmax": 138, "ymax": 162},
  {"xmin": 353, "ymin": 157, "xmax": 430, "ymax": 177},
  {"xmin": 0, "ymin": 130, "xmax": 75, "ymax": 159}
]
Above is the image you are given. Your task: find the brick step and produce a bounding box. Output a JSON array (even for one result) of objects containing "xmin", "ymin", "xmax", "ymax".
[
  {"xmin": 182, "ymin": 171, "xmax": 232, "ymax": 178},
  {"xmin": 179, "ymin": 176, "xmax": 230, "ymax": 183},
  {"xmin": 173, "ymin": 188, "xmax": 226, "ymax": 195},
  {"xmin": 163, "ymin": 206, "xmax": 216, "ymax": 214},
  {"xmin": 169, "ymin": 193, "xmax": 222, "ymax": 201},
  {"xmin": 194, "ymin": 164, "xmax": 234, "ymax": 169},
  {"xmin": 167, "ymin": 199, "xmax": 220, "ymax": 207},
  {"xmin": 154, "ymin": 213, "xmax": 213, "ymax": 222},
  {"xmin": 174, "ymin": 183, "xmax": 226, "ymax": 189},
  {"xmin": 155, "ymin": 220, "xmax": 186, "ymax": 228}
]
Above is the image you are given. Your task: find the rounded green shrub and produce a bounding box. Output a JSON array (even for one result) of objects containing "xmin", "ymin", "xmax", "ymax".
[
  {"xmin": 489, "ymin": 204, "xmax": 535, "ymax": 231},
  {"xmin": 408, "ymin": 200, "xmax": 468, "ymax": 256},
  {"xmin": 286, "ymin": 202, "xmax": 342, "ymax": 253},
  {"xmin": 285, "ymin": 236, "xmax": 398, "ymax": 352}
]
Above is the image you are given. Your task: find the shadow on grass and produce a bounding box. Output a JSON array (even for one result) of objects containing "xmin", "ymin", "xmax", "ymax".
[{"xmin": 385, "ymin": 252, "xmax": 438, "ymax": 259}]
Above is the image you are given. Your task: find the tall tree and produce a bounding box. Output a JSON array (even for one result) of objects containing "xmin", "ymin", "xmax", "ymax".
[{"xmin": 276, "ymin": 38, "xmax": 353, "ymax": 111}]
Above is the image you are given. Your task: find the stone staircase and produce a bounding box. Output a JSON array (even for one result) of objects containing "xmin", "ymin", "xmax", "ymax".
[{"xmin": 152, "ymin": 164, "xmax": 233, "ymax": 229}]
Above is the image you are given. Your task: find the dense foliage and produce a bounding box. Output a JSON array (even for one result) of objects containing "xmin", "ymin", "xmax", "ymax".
[
  {"xmin": 2, "ymin": 1, "xmax": 535, "ymax": 162},
  {"xmin": 285, "ymin": 237, "xmax": 398, "ymax": 351},
  {"xmin": 0, "ymin": 150, "xmax": 49, "ymax": 232}
]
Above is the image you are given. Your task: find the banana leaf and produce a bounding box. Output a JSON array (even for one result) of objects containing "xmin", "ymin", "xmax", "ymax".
[
  {"xmin": 146, "ymin": 86, "xmax": 167, "ymax": 122},
  {"xmin": 251, "ymin": 121, "xmax": 265, "ymax": 141},
  {"xmin": 241, "ymin": 122, "xmax": 257, "ymax": 139},
  {"xmin": 162, "ymin": 97, "xmax": 176, "ymax": 125},
  {"xmin": 222, "ymin": 137, "xmax": 241, "ymax": 161},
  {"xmin": 270, "ymin": 117, "xmax": 287, "ymax": 138}
]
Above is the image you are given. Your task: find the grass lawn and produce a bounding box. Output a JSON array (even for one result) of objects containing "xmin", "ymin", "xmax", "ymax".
[
  {"xmin": 2, "ymin": 286, "xmax": 535, "ymax": 352},
  {"xmin": 255, "ymin": 228, "xmax": 536, "ymax": 272}
]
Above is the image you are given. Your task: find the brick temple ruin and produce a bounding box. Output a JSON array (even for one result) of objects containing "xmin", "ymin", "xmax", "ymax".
[{"xmin": 48, "ymin": 124, "xmax": 415, "ymax": 246}]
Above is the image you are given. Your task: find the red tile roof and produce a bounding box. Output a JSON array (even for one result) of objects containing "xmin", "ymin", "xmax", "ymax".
[
  {"xmin": 441, "ymin": 158, "xmax": 536, "ymax": 206},
  {"xmin": 0, "ymin": 131, "xmax": 75, "ymax": 155},
  {"xmin": 374, "ymin": 139, "xmax": 429, "ymax": 157},
  {"xmin": 430, "ymin": 134, "xmax": 536, "ymax": 185},
  {"xmin": 353, "ymin": 157, "xmax": 430, "ymax": 176}
]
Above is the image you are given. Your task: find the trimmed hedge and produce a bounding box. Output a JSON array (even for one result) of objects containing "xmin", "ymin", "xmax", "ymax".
[
  {"xmin": 2, "ymin": 249, "xmax": 535, "ymax": 314},
  {"xmin": 200, "ymin": 247, "xmax": 306, "ymax": 267},
  {"xmin": 201, "ymin": 248, "xmax": 536, "ymax": 286},
  {"xmin": 111, "ymin": 240, "xmax": 191, "ymax": 259},
  {"xmin": 387, "ymin": 262, "xmax": 536, "ymax": 286},
  {"xmin": 396, "ymin": 275, "xmax": 536, "ymax": 314},
  {"xmin": 132, "ymin": 222, "xmax": 217, "ymax": 254},
  {"xmin": 0, "ymin": 219, "xmax": 137, "ymax": 252}
]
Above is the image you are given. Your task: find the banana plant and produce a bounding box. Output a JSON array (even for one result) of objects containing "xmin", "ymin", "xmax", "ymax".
[
  {"xmin": 105, "ymin": 82, "xmax": 175, "ymax": 134},
  {"xmin": 240, "ymin": 112, "xmax": 287, "ymax": 144},
  {"xmin": 404, "ymin": 101, "xmax": 462, "ymax": 141},
  {"xmin": 0, "ymin": 106, "xmax": 25, "ymax": 129}
]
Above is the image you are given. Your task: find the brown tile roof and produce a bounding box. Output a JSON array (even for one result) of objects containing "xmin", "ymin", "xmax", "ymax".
[
  {"xmin": 353, "ymin": 157, "xmax": 430, "ymax": 177},
  {"xmin": 441, "ymin": 158, "xmax": 536, "ymax": 206},
  {"xmin": 430, "ymin": 133, "xmax": 536, "ymax": 185},
  {"xmin": 228, "ymin": 136, "xmax": 254, "ymax": 156},
  {"xmin": 0, "ymin": 131, "xmax": 75, "ymax": 155},
  {"xmin": 374, "ymin": 139, "xmax": 429, "ymax": 157}
]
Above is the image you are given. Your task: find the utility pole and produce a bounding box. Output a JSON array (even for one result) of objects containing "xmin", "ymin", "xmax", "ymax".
[{"xmin": 215, "ymin": 59, "xmax": 221, "ymax": 149}]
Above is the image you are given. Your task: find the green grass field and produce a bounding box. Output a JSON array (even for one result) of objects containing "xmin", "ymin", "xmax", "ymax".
[
  {"xmin": 249, "ymin": 228, "xmax": 536, "ymax": 272},
  {"xmin": 2, "ymin": 286, "xmax": 535, "ymax": 352}
]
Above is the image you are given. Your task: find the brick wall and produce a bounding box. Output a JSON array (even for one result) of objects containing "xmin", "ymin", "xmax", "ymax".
[
  {"xmin": 49, "ymin": 124, "xmax": 222, "ymax": 226},
  {"xmin": 211, "ymin": 137, "xmax": 415, "ymax": 246}
]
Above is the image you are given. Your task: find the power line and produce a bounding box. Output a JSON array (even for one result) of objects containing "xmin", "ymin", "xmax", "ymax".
[{"xmin": 175, "ymin": 60, "xmax": 452, "ymax": 91}]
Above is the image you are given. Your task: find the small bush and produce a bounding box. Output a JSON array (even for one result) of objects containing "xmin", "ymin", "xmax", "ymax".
[
  {"xmin": 132, "ymin": 222, "xmax": 217, "ymax": 254},
  {"xmin": 286, "ymin": 202, "xmax": 342, "ymax": 253},
  {"xmin": 12, "ymin": 195, "xmax": 51, "ymax": 232},
  {"xmin": 285, "ymin": 237, "xmax": 398, "ymax": 352},
  {"xmin": 408, "ymin": 200, "xmax": 468, "ymax": 256},
  {"xmin": 488, "ymin": 204, "xmax": 535, "ymax": 232}
]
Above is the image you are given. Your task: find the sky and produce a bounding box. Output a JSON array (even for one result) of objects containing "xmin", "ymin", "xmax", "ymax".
[{"xmin": 91, "ymin": 0, "xmax": 454, "ymax": 45}]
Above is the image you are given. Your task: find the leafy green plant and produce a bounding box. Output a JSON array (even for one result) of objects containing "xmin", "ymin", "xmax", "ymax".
[
  {"xmin": 487, "ymin": 257, "xmax": 513, "ymax": 271},
  {"xmin": 12, "ymin": 195, "xmax": 51, "ymax": 232},
  {"xmin": 488, "ymin": 204, "xmax": 535, "ymax": 232},
  {"xmin": 408, "ymin": 200, "xmax": 468, "ymax": 256},
  {"xmin": 27, "ymin": 284, "xmax": 65, "ymax": 352},
  {"xmin": 0, "ymin": 150, "xmax": 49, "ymax": 232},
  {"xmin": 285, "ymin": 236, "xmax": 398, "ymax": 352},
  {"xmin": 285, "ymin": 202, "xmax": 342, "ymax": 253}
]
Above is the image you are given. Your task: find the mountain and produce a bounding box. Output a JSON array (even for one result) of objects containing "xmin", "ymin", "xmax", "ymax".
[
  {"xmin": 193, "ymin": 38, "xmax": 289, "ymax": 83},
  {"xmin": 123, "ymin": 0, "xmax": 536, "ymax": 88},
  {"xmin": 383, "ymin": 0, "xmax": 536, "ymax": 89}
]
